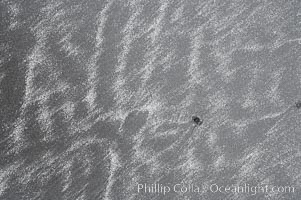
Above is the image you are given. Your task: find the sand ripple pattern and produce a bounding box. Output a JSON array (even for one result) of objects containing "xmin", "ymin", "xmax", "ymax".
[{"xmin": 1, "ymin": 0, "xmax": 301, "ymax": 199}]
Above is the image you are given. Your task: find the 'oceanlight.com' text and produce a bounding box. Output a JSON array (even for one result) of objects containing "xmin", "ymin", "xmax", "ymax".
[{"xmin": 137, "ymin": 182, "xmax": 295, "ymax": 196}]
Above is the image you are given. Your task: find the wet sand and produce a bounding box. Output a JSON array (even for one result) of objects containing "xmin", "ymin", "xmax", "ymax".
[{"xmin": 1, "ymin": 0, "xmax": 301, "ymax": 199}]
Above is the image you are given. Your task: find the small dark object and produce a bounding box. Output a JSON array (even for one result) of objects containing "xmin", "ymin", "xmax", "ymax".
[
  {"xmin": 192, "ymin": 116, "xmax": 203, "ymax": 125},
  {"xmin": 296, "ymin": 101, "xmax": 301, "ymax": 109}
]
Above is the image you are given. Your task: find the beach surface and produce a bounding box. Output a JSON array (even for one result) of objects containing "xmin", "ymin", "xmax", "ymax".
[{"xmin": 1, "ymin": 0, "xmax": 301, "ymax": 199}]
